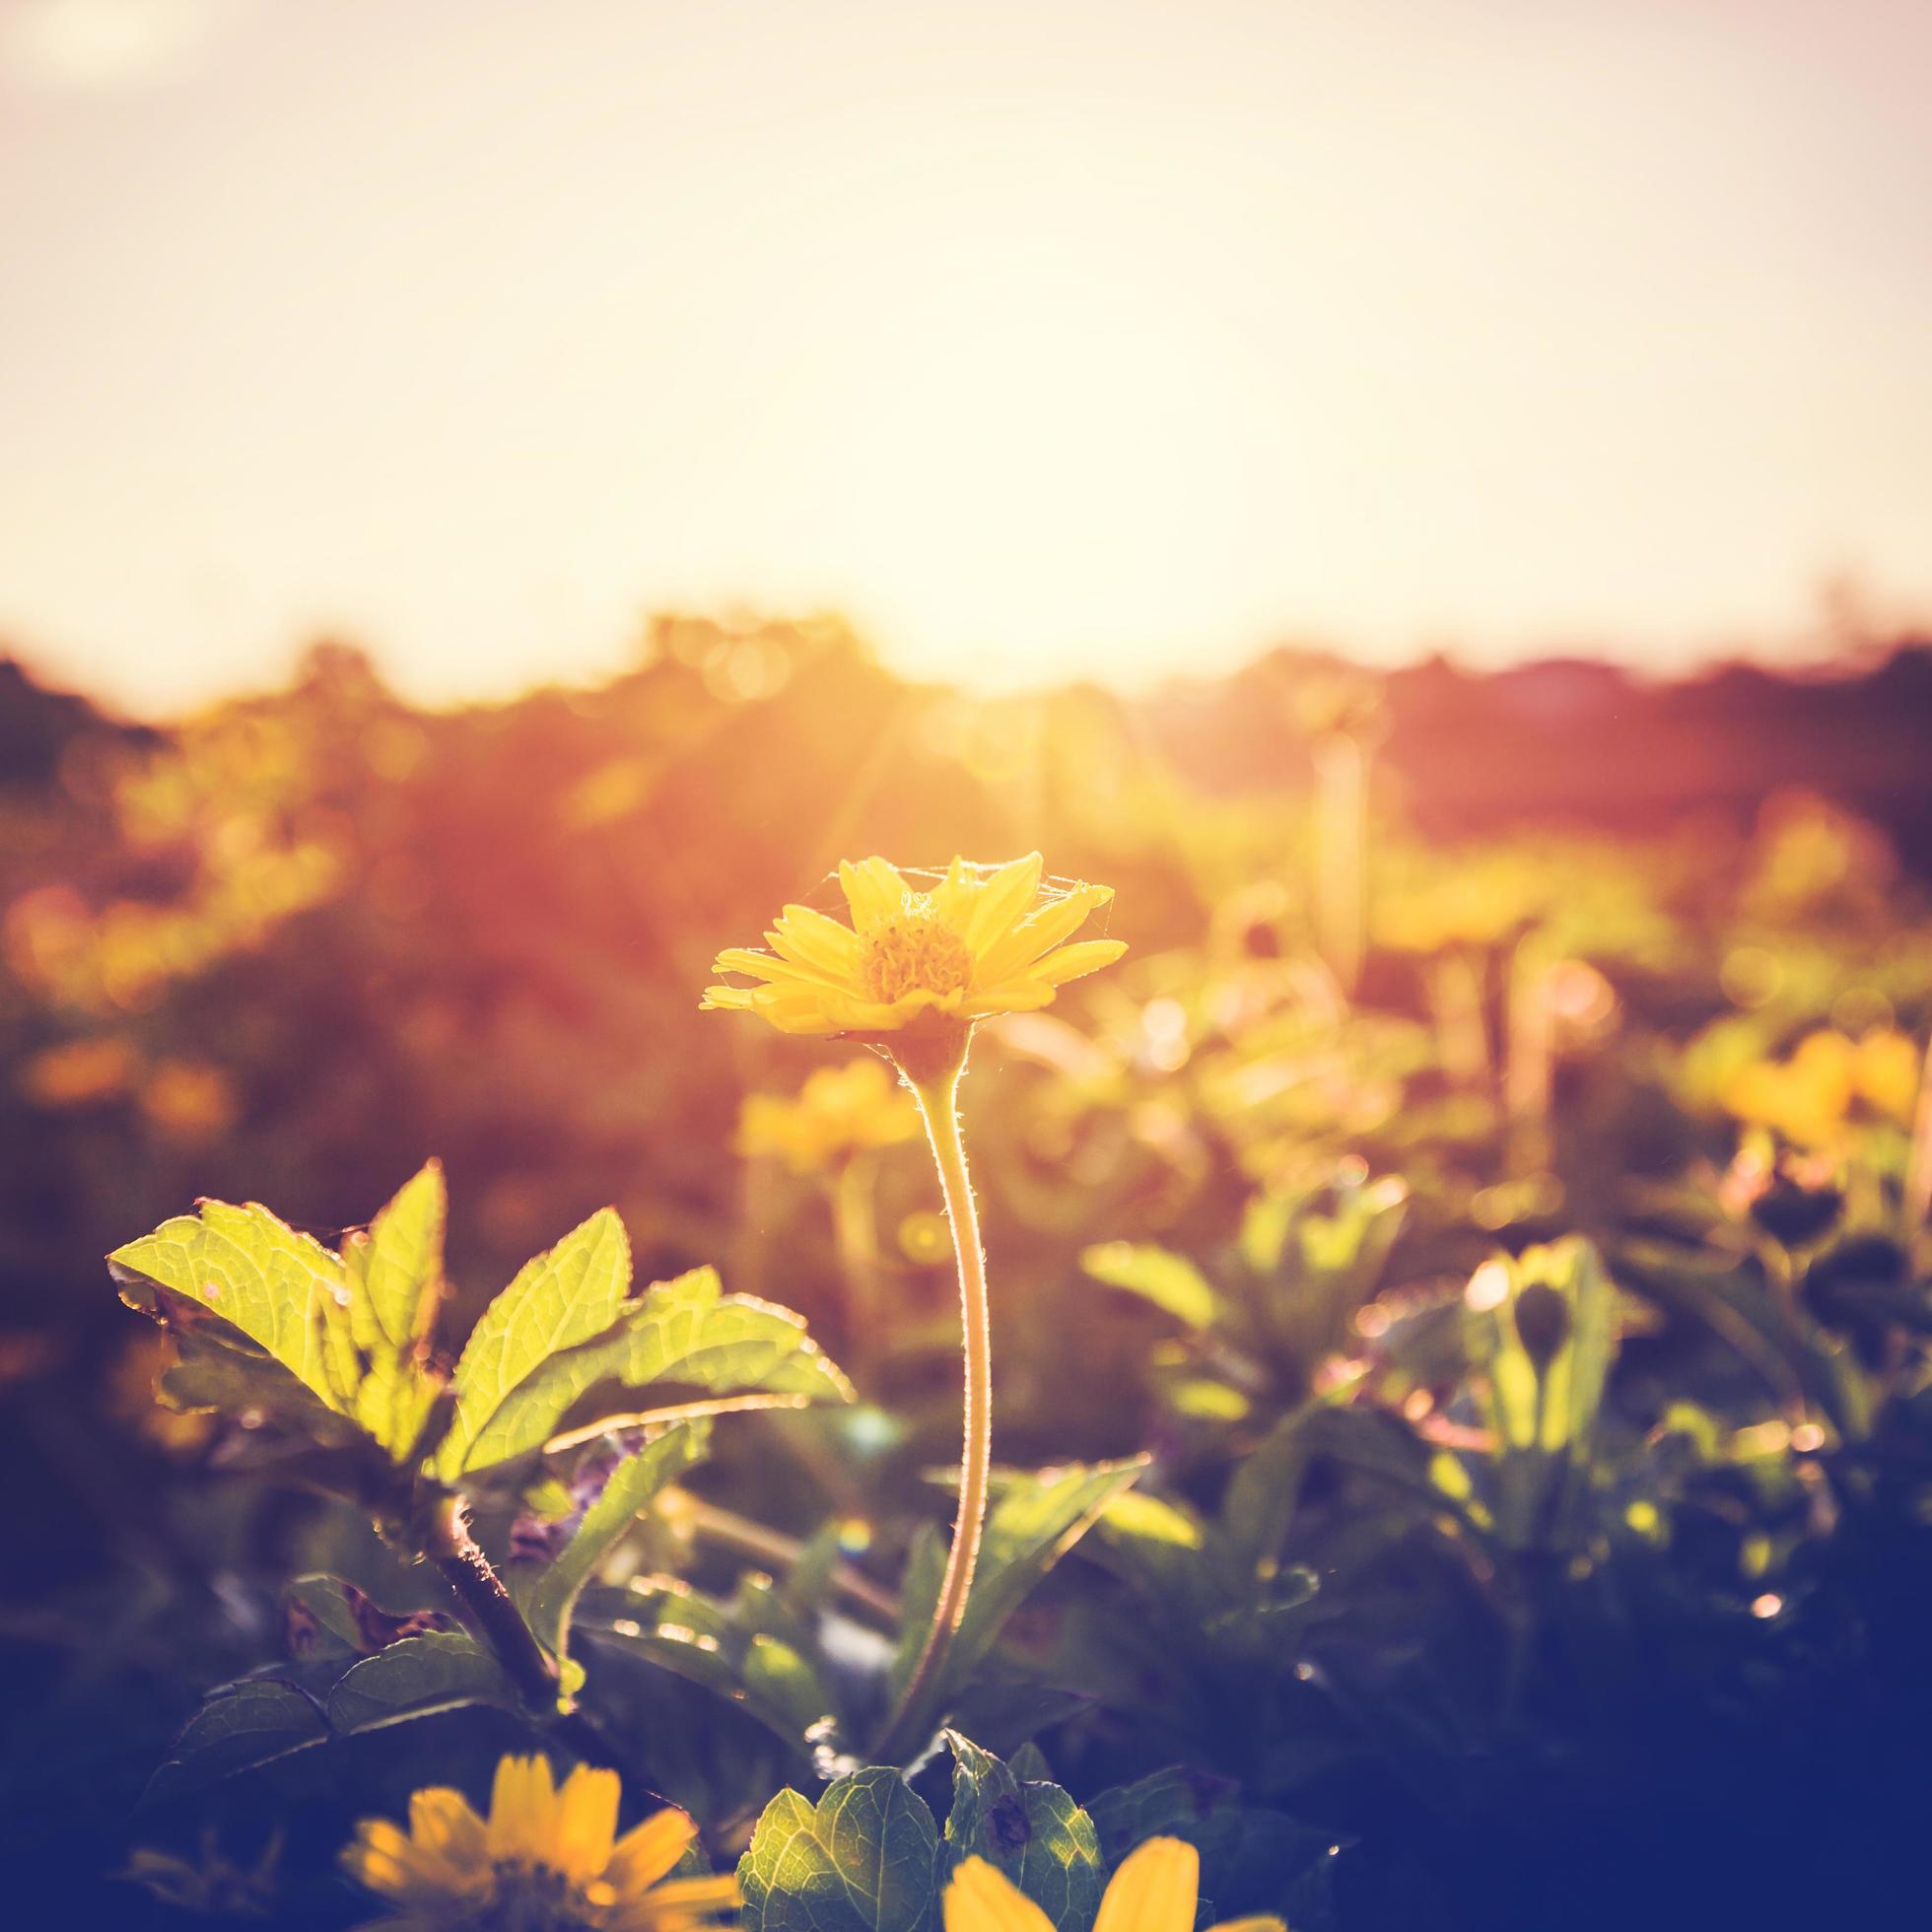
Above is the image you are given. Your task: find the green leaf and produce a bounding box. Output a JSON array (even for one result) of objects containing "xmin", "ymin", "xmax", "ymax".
[
  {"xmin": 346, "ymin": 1160, "xmax": 446, "ymax": 1355},
  {"xmin": 520, "ymin": 1422, "xmax": 711, "ymax": 1671},
  {"xmin": 941, "ymin": 1732, "xmax": 1102, "ymax": 1932},
  {"xmin": 145, "ymin": 1680, "xmax": 328, "ymax": 1801},
  {"xmin": 344, "ymin": 1161, "xmax": 448, "ymax": 1461},
  {"xmin": 739, "ymin": 1767, "xmax": 939, "ymax": 1932},
  {"xmin": 892, "ymin": 1460, "xmax": 1148, "ymax": 1725},
  {"xmin": 110, "ymin": 1203, "xmax": 359, "ymax": 1415},
  {"xmin": 324, "ymin": 1632, "xmax": 518, "ymax": 1732},
  {"xmin": 158, "ymin": 1322, "xmax": 364, "ymax": 1444},
  {"xmin": 1086, "ymin": 1768, "xmax": 1337, "ymax": 1916},
  {"xmin": 282, "ymin": 1573, "xmax": 455, "ymax": 1661},
  {"xmin": 1080, "ymin": 1243, "xmax": 1219, "ymax": 1331},
  {"xmin": 453, "ymin": 1266, "xmax": 853, "ymax": 1475},
  {"xmin": 433, "ymin": 1208, "xmax": 633, "ymax": 1478}
]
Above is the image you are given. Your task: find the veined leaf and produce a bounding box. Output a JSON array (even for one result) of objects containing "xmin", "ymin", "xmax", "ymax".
[
  {"xmin": 433, "ymin": 1208, "xmax": 632, "ymax": 1478},
  {"xmin": 1086, "ymin": 1767, "xmax": 1339, "ymax": 1917},
  {"xmin": 519, "ymin": 1422, "xmax": 711, "ymax": 1675},
  {"xmin": 941, "ymin": 1732, "xmax": 1102, "ymax": 1932},
  {"xmin": 145, "ymin": 1680, "xmax": 328, "ymax": 1802},
  {"xmin": 891, "ymin": 1460, "xmax": 1148, "ymax": 1728},
  {"xmin": 344, "ymin": 1161, "xmax": 448, "ymax": 1461},
  {"xmin": 451, "ymin": 1266, "xmax": 853, "ymax": 1476},
  {"xmin": 345, "ymin": 1159, "xmax": 445, "ymax": 1355},
  {"xmin": 324, "ymin": 1631, "xmax": 518, "ymax": 1733},
  {"xmin": 739, "ymin": 1767, "xmax": 939, "ymax": 1932},
  {"xmin": 110, "ymin": 1202, "xmax": 359, "ymax": 1415},
  {"xmin": 1080, "ymin": 1243, "xmax": 1219, "ymax": 1331}
]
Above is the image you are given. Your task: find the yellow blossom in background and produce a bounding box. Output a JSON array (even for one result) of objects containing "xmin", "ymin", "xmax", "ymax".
[
  {"xmin": 1724, "ymin": 1027, "xmax": 1921, "ymax": 1148},
  {"xmin": 140, "ymin": 1059, "xmax": 240, "ymax": 1145},
  {"xmin": 342, "ymin": 1753, "xmax": 738, "ymax": 1932},
  {"xmin": 17, "ymin": 1034, "xmax": 139, "ymax": 1108},
  {"xmin": 944, "ymin": 1838, "xmax": 1283, "ymax": 1932},
  {"xmin": 702, "ymin": 853, "xmax": 1125, "ymax": 1039},
  {"xmin": 735, "ymin": 1058, "xmax": 921, "ymax": 1175}
]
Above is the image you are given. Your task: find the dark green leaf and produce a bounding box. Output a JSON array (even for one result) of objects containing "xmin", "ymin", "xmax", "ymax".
[
  {"xmin": 739, "ymin": 1767, "xmax": 939, "ymax": 1932},
  {"xmin": 941, "ymin": 1732, "xmax": 1101, "ymax": 1932}
]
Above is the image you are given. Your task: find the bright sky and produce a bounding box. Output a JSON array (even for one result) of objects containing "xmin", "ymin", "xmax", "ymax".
[{"xmin": 3, "ymin": 0, "xmax": 1930, "ymax": 715}]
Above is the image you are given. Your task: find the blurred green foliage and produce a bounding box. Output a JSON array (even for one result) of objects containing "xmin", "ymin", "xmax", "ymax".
[{"xmin": 4, "ymin": 620, "xmax": 1932, "ymax": 1928}]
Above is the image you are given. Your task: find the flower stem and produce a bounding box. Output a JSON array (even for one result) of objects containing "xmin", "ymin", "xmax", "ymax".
[
  {"xmin": 428, "ymin": 1494, "xmax": 560, "ymax": 1712},
  {"xmin": 873, "ymin": 1056, "xmax": 990, "ymax": 1760}
]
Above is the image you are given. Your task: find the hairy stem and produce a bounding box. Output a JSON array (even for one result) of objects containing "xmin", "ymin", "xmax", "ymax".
[
  {"xmin": 428, "ymin": 1494, "xmax": 559, "ymax": 1712},
  {"xmin": 873, "ymin": 1056, "xmax": 990, "ymax": 1760}
]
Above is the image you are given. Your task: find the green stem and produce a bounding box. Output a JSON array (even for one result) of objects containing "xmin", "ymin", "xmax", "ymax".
[
  {"xmin": 428, "ymin": 1494, "xmax": 559, "ymax": 1713},
  {"xmin": 873, "ymin": 1057, "xmax": 990, "ymax": 1760}
]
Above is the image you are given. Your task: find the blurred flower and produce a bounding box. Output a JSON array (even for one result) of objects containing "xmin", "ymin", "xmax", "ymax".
[
  {"xmin": 944, "ymin": 1838, "xmax": 1282, "ymax": 1932},
  {"xmin": 735, "ymin": 1058, "xmax": 919, "ymax": 1176},
  {"xmin": 17, "ymin": 1033, "xmax": 138, "ymax": 1107},
  {"xmin": 1724, "ymin": 1028, "xmax": 1919, "ymax": 1148},
  {"xmin": 119, "ymin": 1828, "xmax": 282, "ymax": 1918},
  {"xmin": 140, "ymin": 1057, "xmax": 239, "ymax": 1144},
  {"xmin": 342, "ymin": 1754, "xmax": 737, "ymax": 1932},
  {"xmin": 702, "ymin": 853, "xmax": 1124, "ymax": 1040}
]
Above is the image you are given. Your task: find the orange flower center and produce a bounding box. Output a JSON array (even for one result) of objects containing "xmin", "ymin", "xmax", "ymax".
[{"xmin": 859, "ymin": 905, "xmax": 973, "ymax": 1002}]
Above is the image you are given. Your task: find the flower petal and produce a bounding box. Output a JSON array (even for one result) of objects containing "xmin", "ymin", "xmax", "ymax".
[
  {"xmin": 972, "ymin": 882, "xmax": 1111, "ymax": 986},
  {"xmin": 1093, "ymin": 1837, "xmax": 1200, "ymax": 1932},
  {"xmin": 486, "ymin": 1755, "xmax": 556, "ymax": 1868},
  {"xmin": 407, "ymin": 1788, "xmax": 487, "ymax": 1869},
  {"xmin": 840, "ymin": 857, "xmax": 909, "ymax": 931},
  {"xmin": 771, "ymin": 904, "xmax": 862, "ymax": 977},
  {"xmin": 929, "ymin": 857, "xmax": 979, "ymax": 929},
  {"xmin": 1027, "ymin": 937, "xmax": 1129, "ymax": 987},
  {"xmin": 712, "ymin": 948, "xmax": 815, "ymax": 985},
  {"xmin": 554, "ymin": 1763, "xmax": 621, "ymax": 1883},
  {"xmin": 964, "ymin": 854, "xmax": 1044, "ymax": 955},
  {"xmin": 603, "ymin": 1805, "xmax": 698, "ymax": 1895},
  {"xmin": 944, "ymin": 1856, "xmax": 1058, "ymax": 1932}
]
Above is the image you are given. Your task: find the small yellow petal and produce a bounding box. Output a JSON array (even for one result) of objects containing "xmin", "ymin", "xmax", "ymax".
[
  {"xmin": 964, "ymin": 854, "xmax": 1044, "ymax": 954},
  {"xmin": 554, "ymin": 1763, "xmax": 622, "ymax": 1883},
  {"xmin": 929, "ymin": 857, "xmax": 979, "ymax": 929},
  {"xmin": 713, "ymin": 948, "xmax": 815, "ymax": 985},
  {"xmin": 840, "ymin": 857, "xmax": 909, "ymax": 931},
  {"xmin": 606, "ymin": 1808, "xmax": 700, "ymax": 1893},
  {"xmin": 1206, "ymin": 1917, "xmax": 1287, "ymax": 1932},
  {"xmin": 944, "ymin": 1856, "xmax": 1058, "ymax": 1932},
  {"xmin": 1027, "ymin": 937, "xmax": 1129, "ymax": 987},
  {"xmin": 1093, "ymin": 1837, "xmax": 1200, "ymax": 1932},
  {"xmin": 772, "ymin": 903, "xmax": 862, "ymax": 974},
  {"xmin": 407, "ymin": 1788, "xmax": 487, "ymax": 1868},
  {"xmin": 973, "ymin": 882, "xmax": 1112, "ymax": 986}
]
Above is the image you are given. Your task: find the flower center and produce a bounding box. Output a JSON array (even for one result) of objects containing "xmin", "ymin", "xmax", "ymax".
[{"xmin": 859, "ymin": 903, "xmax": 973, "ymax": 1002}]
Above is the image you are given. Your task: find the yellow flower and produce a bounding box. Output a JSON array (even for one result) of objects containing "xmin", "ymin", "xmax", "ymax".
[
  {"xmin": 702, "ymin": 854, "xmax": 1125, "ymax": 1041},
  {"xmin": 18, "ymin": 1034, "xmax": 139, "ymax": 1109},
  {"xmin": 736, "ymin": 1058, "xmax": 921, "ymax": 1175},
  {"xmin": 1725, "ymin": 1027, "xmax": 1921, "ymax": 1149},
  {"xmin": 944, "ymin": 1838, "xmax": 1282, "ymax": 1932},
  {"xmin": 341, "ymin": 1754, "xmax": 738, "ymax": 1932},
  {"xmin": 140, "ymin": 1058, "xmax": 240, "ymax": 1144}
]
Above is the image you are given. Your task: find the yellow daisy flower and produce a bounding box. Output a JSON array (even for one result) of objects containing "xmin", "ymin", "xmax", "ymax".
[
  {"xmin": 341, "ymin": 1753, "xmax": 738, "ymax": 1932},
  {"xmin": 736, "ymin": 1057, "xmax": 921, "ymax": 1175},
  {"xmin": 944, "ymin": 1838, "xmax": 1283, "ymax": 1932},
  {"xmin": 701, "ymin": 853, "xmax": 1125, "ymax": 1043},
  {"xmin": 1725, "ymin": 1027, "xmax": 1921, "ymax": 1150}
]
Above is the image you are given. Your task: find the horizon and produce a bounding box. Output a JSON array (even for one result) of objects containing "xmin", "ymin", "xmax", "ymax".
[{"xmin": 5, "ymin": 0, "xmax": 1932, "ymax": 713}]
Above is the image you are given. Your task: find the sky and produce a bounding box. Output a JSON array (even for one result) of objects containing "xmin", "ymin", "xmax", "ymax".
[{"xmin": 2, "ymin": 0, "xmax": 1930, "ymax": 716}]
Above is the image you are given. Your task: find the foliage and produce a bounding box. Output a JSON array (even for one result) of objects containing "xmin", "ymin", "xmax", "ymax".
[{"xmin": 8, "ymin": 633, "xmax": 1932, "ymax": 1927}]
